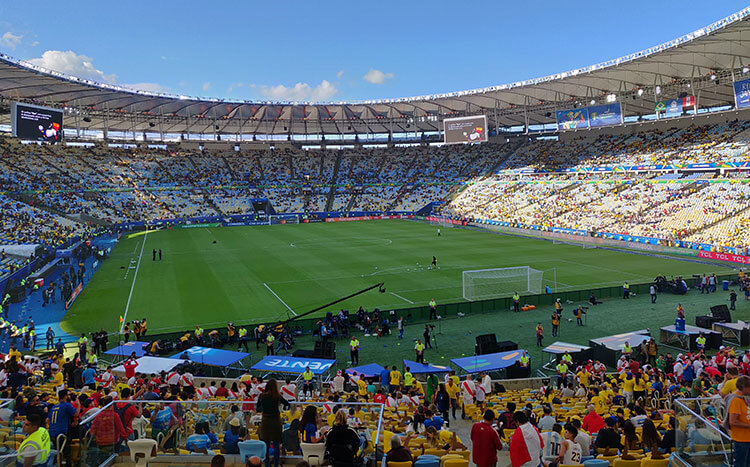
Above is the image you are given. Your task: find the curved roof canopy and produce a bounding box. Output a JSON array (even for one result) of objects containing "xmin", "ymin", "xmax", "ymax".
[{"xmin": 2, "ymin": 8, "xmax": 750, "ymax": 136}]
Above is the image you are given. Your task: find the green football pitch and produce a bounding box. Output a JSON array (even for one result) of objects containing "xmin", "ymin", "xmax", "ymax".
[{"xmin": 61, "ymin": 220, "xmax": 734, "ymax": 336}]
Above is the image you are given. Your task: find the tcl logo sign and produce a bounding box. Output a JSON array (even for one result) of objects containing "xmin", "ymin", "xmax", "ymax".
[{"xmin": 698, "ymin": 251, "xmax": 749, "ymax": 264}]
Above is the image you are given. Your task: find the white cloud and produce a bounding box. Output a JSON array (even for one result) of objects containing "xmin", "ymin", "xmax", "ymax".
[
  {"xmin": 363, "ymin": 68, "xmax": 394, "ymax": 85},
  {"xmin": 27, "ymin": 50, "xmax": 117, "ymax": 83},
  {"xmin": 121, "ymin": 82, "xmax": 171, "ymax": 93},
  {"xmin": 336, "ymin": 70, "xmax": 344, "ymax": 79},
  {"xmin": 257, "ymin": 79, "xmax": 338, "ymax": 101},
  {"xmin": 31, "ymin": 41, "xmax": 39, "ymax": 47},
  {"xmin": 202, "ymin": 81, "xmax": 211, "ymax": 91},
  {"xmin": 228, "ymin": 82, "xmax": 244, "ymax": 93},
  {"xmin": 1, "ymin": 32, "xmax": 22, "ymax": 50}
]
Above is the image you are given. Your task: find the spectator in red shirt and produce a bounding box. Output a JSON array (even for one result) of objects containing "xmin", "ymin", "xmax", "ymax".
[
  {"xmin": 89, "ymin": 397, "xmax": 128, "ymax": 448},
  {"xmin": 215, "ymin": 381, "xmax": 230, "ymax": 398},
  {"xmin": 582, "ymin": 405, "xmax": 605, "ymax": 434},
  {"xmin": 123, "ymin": 355, "xmax": 139, "ymax": 380},
  {"xmin": 471, "ymin": 409, "xmax": 503, "ymax": 467},
  {"xmin": 116, "ymin": 388, "xmax": 142, "ymax": 440}
]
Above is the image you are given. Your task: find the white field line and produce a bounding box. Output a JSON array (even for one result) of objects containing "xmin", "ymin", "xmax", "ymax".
[
  {"xmin": 263, "ymin": 283, "xmax": 298, "ymax": 316},
  {"xmin": 390, "ymin": 292, "xmax": 414, "ymax": 304},
  {"xmin": 121, "ymin": 231, "xmax": 147, "ymax": 333}
]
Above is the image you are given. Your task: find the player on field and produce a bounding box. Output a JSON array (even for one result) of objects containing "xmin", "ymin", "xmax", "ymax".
[{"xmin": 430, "ymin": 256, "xmax": 437, "ymax": 269}]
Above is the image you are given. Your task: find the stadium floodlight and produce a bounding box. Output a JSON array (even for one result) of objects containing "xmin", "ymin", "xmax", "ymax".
[
  {"xmin": 590, "ymin": 99, "xmax": 596, "ymax": 105},
  {"xmin": 462, "ymin": 266, "xmax": 543, "ymax": 301},
  {"xmin": 655, "ymin": 86, "xmax": 662, "ymax": 95},
  {"xmin": 744, "ymin": 66, "xmax": 749, "ymax": 74},
  {"xmin": 710, "ymin": 73, "xmax": 716, "ymax": 80},
  {"xmin": 637, "ymin": 88, "xmax": 644, "ymax": 96},
  {"xmin": 606, "ymin": 94, "xmax": 617, "ymax": 103}
]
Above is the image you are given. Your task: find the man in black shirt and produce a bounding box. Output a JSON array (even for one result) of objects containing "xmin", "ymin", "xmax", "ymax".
[
  {"xmin": 594, "ymin": 417, "xmax": 623, "ymax": 451},
  {"xmin": 660, "ymin": 416, "xmax": 677, "ymax": 452}
]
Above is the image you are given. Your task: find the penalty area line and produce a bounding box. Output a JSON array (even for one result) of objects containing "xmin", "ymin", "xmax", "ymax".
[
  {"xmin": 390, "ymin": 292, "xmax": 414, "ymax": 304},
  {"xmin": 263, "ymin": 283, "xmax": 298, "ymax": 316}
]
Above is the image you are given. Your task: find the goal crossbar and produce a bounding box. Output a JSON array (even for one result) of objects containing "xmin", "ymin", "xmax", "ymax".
[{"xmin": 462, "ymin": 266, "xmax": 543, "ymax": 302}]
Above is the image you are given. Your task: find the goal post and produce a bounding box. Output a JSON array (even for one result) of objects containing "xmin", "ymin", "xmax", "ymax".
[
  {"xmin": 269, "ymin": 214, "xmax": 300, "ymax": 225},
  {"xmin": 428, "ymin": 216, "xmax": 454, "ymax": 229},
  {"xmin": 553, "ymin": 238, "xmax": 597, "ymax": 249},
  {"xmin": 462, "ymin": 266, "xmax": 543, "ymax": 301}
]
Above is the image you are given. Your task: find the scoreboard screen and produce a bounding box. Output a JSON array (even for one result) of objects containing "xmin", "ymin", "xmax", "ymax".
[
  {"xmin": 443, "ymin": 115, "xmax": 488, "ymax": 144},
  {"xmin": 12, "ymin": 102, "xmax": 63, "ymax": 142}
]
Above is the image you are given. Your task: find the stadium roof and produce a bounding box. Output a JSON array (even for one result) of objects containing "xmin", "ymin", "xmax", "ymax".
[{"xmin": 2, "ymin": 7, "xmax": 750, "ymax": 136}]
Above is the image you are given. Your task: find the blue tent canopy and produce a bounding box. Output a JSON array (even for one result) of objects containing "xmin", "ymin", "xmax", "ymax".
[
  {"xmin": 346, "ymin": 363, "xmax": 385, "ymax": 378},
  {"xmin": 104, "ymin": 341, "xmax": 150, "ymax": 358},
  {"xmin": 402, "ymin": 360, "xmax": 451, "ymax": 374},
  {"xmin": 252, "ymin": 356, "xmax": 336, "ymax": 375},
  {"xmin": 451, "ymin": 350, "xmax": 524, "ymax": 373},
  {"xmin": 170, "ymin": 346, "xmax": 249, "ymax": 367}
]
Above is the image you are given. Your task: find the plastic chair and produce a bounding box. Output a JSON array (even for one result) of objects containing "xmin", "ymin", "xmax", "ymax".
[
  {"xmin": 613, "ymin": 459, "xmax": 642, "ymax": 467},
  {"xmin": 414, "ymin": 458, "xmax": 439, "ymax": 467},
  {"xmin": 442, "ymin": 459, "xmax": 469, "ymax": 467},
  {"xmin": 387, "ymin": 462, "xmax": 413, "ymax": 467},
  {"xmin": 596, "ymin": 454, "xmax": 618, "ymax": 465},
  {"xmin": 447, "ymin": 450, "xmax": 470, "ymax": 460},
  {"xmin": 423, "ymin": 448, "xmax": 447, "ymax": 457},
  {"xmin": 583, "ymin": 460, "xmax": 610, "ymax": 467},
  {"xmin": 238, "ymin": 439, "xmax": 267, "ymax": 462},
  {"xmin": 128, "ymin": 439, "xmax": 157, "ymax": 467},
  {"xmin": 301, "ymin": 442, "xmax": 327, "ymax": 467},
  {"xmin": 640, "ymin": 458, "xmax": 669, "ymax": 467}
]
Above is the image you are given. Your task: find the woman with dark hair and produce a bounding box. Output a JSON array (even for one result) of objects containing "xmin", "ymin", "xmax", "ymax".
[
  {"xmin": 641, "ymin": 419, "xmax": 664, "ymax": 458},
  {"xmin": 406, "ymin": 412, "xmax": 425, "ymax": 434},
  {"xmin": 622, "ymin": 420, "xmax": 641, "ymax": 451},
  {"xmin": 257, "ymin": 379, "xmax": 290, "ymax": 467},
  {"xmin": 299, "ymin": 405, "xmax": 324, "ymax": 443},
  {"xmin": 435, "ymin": 384, "xmax": 450, "ymax": 427}
]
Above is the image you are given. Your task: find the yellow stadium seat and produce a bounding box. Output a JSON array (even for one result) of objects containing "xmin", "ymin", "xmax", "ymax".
[
  {"xmin": 613, "ymin": 460, "xmax": 643, "ymax": 467},
  {"xmin": 423, "ymin": 448, "xmax": 447, "ymax": 457},
  {"xmin": 597, "ymin": 454, "xmax": 618, "ymax": 465},
  {"xmin": 640, "ymin": 458, "xmax": 669, "ymax": 467},
  {"xmin": 442, "ymin": 459, "xmax": 469, "ymax": 467},
  {"xmin": 447, "ymin": 450, "xmax": 470, "ymax": 460},
  {"xmin": 387, "ymin": 462, "xmax": 413, "ymax": 467}
]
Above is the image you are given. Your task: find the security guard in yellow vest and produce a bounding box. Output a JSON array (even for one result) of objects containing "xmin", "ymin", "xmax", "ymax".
[
  {"xmin": 519, "ymin": 351, "xmax": 530, "ymax": 368},
  {"xmin": 623, "ymin": 341, "xmax": 632, "ymax": 358},
  {"xmin": 429, "ymin": 299, "xmax": 437, "ymax": 320},
  {"xmin": 17, "ymin": 414, "xmax": 50, "ymax": 467},
  {"xmin": 415, "ymin": 339, "xmax": 425, "ymax": 363},
  {"xmin": 562, "ymin": 352, "xmax": 573, "ymax": 365},
  {"xmin": 513, "ymin": 292, "xmax": 520, "ymax": 312},
  {"xmin": 349, "ymin": 337, "xmax": 360, "ymax": 365},
  {"xmin": 302, "ymin": 367, "xmax": 314, "ymax": 397},
  {"xmin": 87, "ymin": 352, "xmax": 98, "ymax": 367},
  {"xmin": 623, "ymin": 282, "xmax": 630, "ymax": 299},
  {"xmin": 195, "ymin": 326, "xmax": 204, "ymax": 344},
  {"xmin": 237, "ymin": 327, "xmax": 249, "ymax": 352},
  {"xmin": 556, "ymin": 361, "xmax": 568, "ymax": 389},
  {"xmin": 266, "ymin": 333, "xmax": 275, "ymax": 356},
  {"xmin": 29, "ymin": 329, "xmax": 36, "ymax": 351},
  {"xmin": 78, "ymin": 334, "xmax": 88, "ymax": 361},
  {"xmin": 21, "ymin": 325, "xmax": 29, "ymax": 349},
  {"xmin": 696, "ymin": 334, "xmax": 706, "ymax": 351}
]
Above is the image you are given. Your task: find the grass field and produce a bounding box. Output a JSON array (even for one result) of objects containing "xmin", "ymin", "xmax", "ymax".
[{"xmin": 61, "ymin": 219, "xmax": 734, "ymax": 336}]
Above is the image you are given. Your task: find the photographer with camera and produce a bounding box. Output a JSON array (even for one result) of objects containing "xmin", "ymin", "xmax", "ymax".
[{"xmin": 574, "ymin": 306, "xmax": 586, "ymax": 326}]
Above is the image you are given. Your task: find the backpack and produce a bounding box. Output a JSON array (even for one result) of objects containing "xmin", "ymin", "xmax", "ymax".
[{"xmin": 115, "ymin": 403, "xmax": 133, "ymax": 427}]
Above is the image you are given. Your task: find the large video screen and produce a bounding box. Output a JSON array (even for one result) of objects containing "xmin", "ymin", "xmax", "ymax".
[
  {"xmin": 443, "ymin": 115, "xmax": 488, "ymax": 144},
  {"xmin": 12, "ymin": 102, "xmax": 63, "ymax": 142}
]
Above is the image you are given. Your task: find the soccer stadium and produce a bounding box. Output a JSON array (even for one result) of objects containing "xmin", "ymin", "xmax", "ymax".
[{"xmin": 3, "ymin": 3, "xmax": 750, "ymax": 467}]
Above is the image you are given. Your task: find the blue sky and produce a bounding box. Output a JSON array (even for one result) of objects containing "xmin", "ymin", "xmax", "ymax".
[{"xmin": 0, "ymin": 1, "xmax": 748, "ymax": 102}]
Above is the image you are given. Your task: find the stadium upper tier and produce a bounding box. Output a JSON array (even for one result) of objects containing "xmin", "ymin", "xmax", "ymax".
[
  {"xmin": 2, "ymin": 119, "xmax": 750, "ymax": 254},
  {"xmin": 2, "ymin": 8, "xmax": 750, "ymax": 137}
]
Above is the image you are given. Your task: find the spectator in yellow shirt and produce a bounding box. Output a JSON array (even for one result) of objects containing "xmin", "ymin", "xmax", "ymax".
[{"xmin": 389, "ymin": 366, "xmax": 402, "ymax": 392}]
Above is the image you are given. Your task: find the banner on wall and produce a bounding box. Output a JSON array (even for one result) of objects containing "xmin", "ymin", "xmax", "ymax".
[
  {"xmin": 556, "ymin": 108, "xmax": 589, "ymax": 131},
  {"xmin": 588, "ymin": 103, "xmax": 623, "ymax": 128},
  {"xmin": 734, "ymin": 78, "xmax": 750, "ymax": 109}
]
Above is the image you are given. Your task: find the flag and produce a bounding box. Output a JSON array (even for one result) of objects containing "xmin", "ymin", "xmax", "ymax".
[
  {"xmin": 682, "ymin": 95, "xmax": 695, "ymax": 107},
  {"xmin": 119, "ymin": 315, "xmax": 124, "ymax": 323},
  {"xmin": 509, "ymin": 423, "xmax": 543, "ymax": 467}
]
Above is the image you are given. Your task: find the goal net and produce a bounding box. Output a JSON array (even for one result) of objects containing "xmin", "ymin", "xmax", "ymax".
[
  {"xmin": 462, "ymin": 266, "xmax": 543, "ymax": 301},
  {"xmin": 553, "ymin": 238, "xmax": 597, "ymax": 249},
  {"xmin": 269, "ymin": 214, "xmax": 300, "ymax": 225},
  {"xmin": 429, "ymin": 216, "xmax": 454, "ymax": 228}
]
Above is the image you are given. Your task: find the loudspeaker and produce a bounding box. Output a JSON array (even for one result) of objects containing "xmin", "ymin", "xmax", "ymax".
[
  {"xmin": 9, "ymin": 287, "xmax": 25, "ymax": 303},
  {"xmin": 475, "ymin": 334, "xmax": 497, "ymax": 347},
  {"xmin": 696, "ymin": 315, "xmax": 723, "ymax": 329},
  {"xmin": 293, "ymin": 349, "xmax": 315, "ymax": 358},
  {"xmin": 710, "ymin": 305, "xmax": 731, "ymax": 322},
  {"xmin": 506, "ymin": 364, "xmax": 530, "ymax": 379},
  {"xmin": 496, "ymin": 341, "xmax": 519, "ymax": 352},
  {"xmin": 475, "ymin": 334, "xmax": 500, "ymax": 355},
  {"xmin": 313, "ymin": 341, "xmax": 335, "ymax": 359}
]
